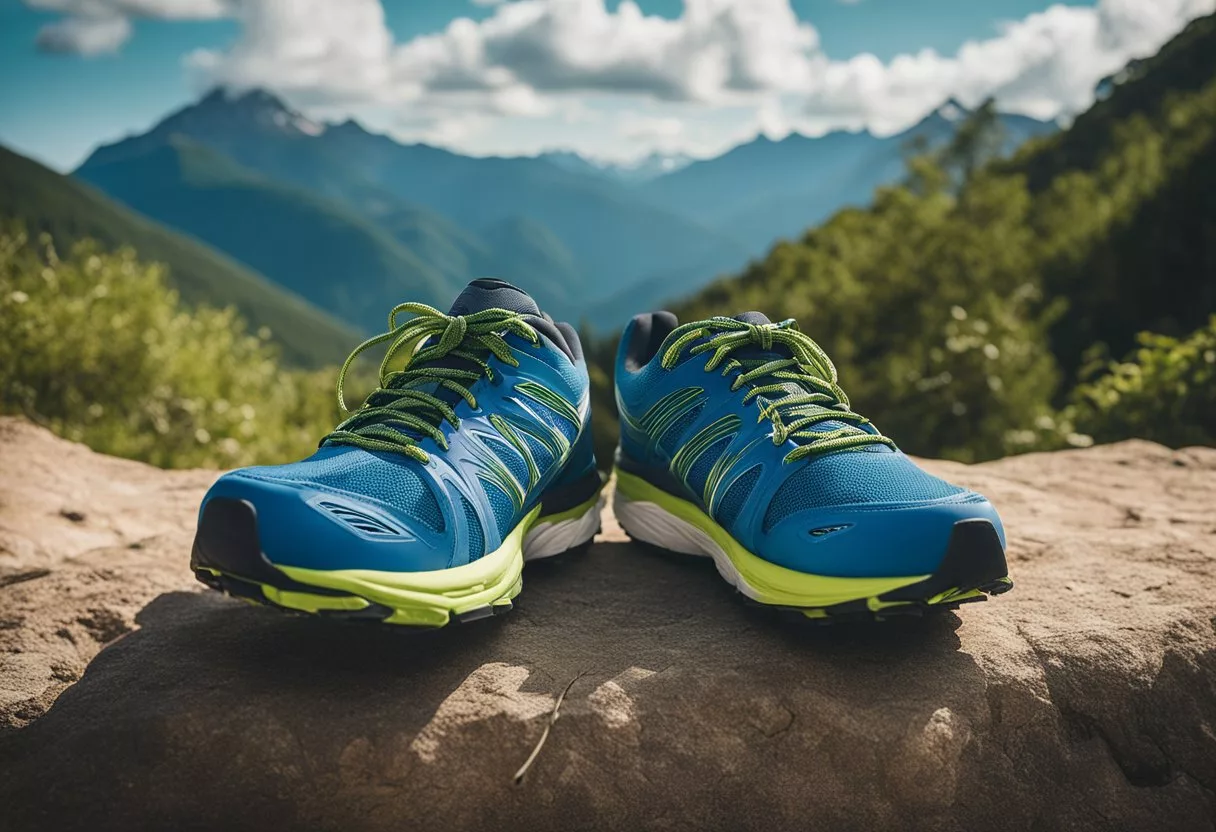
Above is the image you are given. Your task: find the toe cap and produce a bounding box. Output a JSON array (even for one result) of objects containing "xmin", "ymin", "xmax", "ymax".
[
  {"xmin": 198, "ymin": 469, "xmax": 451, "ymax": 572},
  {"xmin": 759, "ymin": 491, "xmax": 1006, "ymax": 578}
]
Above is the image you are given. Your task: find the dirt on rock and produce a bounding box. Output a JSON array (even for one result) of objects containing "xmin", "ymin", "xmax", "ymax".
[{"xmin": 0, "ymin": 417, "xmax": 1214, "ymax": 831}]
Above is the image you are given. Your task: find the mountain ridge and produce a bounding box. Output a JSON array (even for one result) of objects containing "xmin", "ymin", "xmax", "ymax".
[{"xmin": 0, "ymin": 143, "xmax": 357, "ymax": 368}]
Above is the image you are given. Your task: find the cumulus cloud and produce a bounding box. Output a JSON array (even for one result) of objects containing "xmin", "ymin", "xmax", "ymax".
[
  {"xmin": 390, "ymin": 0, "xmax": 819, "ymax": 102},
  {"xmin": 36, "ymin": 13, "xmax": 131, "ymax": 54},
  {"xmin": 798, "ymin": 0, "xmax": 1216, "ymax": 133},
  {"xmin": 25, "ymin": 0, "xmax": 1216, "ymax": 155},
  {"xmin": 186, "ymin": 0, "xmax": 393, "ymax": 104},
  {"xmin": 27, "ymin": 0, "xmax": 229, "ymax": 55}
]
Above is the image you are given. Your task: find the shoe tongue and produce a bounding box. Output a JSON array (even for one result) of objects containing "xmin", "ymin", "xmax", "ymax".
[
  {"xmin": 448, "ymin": 278, "xmax": 540, "ymax": 317},
  {"xmin": 732, "ymin": 311, "xmax": 772, "ymax": 325}
]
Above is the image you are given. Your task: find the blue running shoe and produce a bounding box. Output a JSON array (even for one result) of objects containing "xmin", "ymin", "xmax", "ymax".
[
  {"xmin": 192, "ymin": 279, "xmax": 603, "ymax": 627},
  {"xmin": 612, "ymin": 311, "xmax": 1012, "ymax": 620}
]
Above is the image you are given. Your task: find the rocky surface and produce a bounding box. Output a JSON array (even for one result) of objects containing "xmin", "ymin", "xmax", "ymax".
[{"xmin": 1, "ymin": 416, "xmax": 1214, "ymax": 831}]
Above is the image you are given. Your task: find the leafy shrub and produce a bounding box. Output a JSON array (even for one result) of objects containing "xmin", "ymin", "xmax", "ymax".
[
  {"xmin": 0, "ymin": 221, "xmax": 339, "ymax": 468},
  {"xmin": 1066, "ymin": 316, "xmax": 1216, "ymax": 447}
]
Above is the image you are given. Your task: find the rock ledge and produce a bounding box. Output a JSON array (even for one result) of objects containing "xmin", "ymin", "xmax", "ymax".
[{"xmin": 1, "ymin": 418, "xmax": 1214, "ymax": 831}]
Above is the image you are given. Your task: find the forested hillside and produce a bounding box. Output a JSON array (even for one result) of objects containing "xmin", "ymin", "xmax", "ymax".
[
  {"xmin": 585, "ymin": 13, "xmax": 1216, "ymax": 468},
  {"xmin": 0, "ymin": 145, "xmax": 356, "ymax": 368},
  {"xmin": 75, "ymin": 137, "xmax": 459, "ymax": 332}
]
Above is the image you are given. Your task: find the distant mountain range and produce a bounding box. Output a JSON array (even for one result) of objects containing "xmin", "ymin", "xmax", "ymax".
[
  {"xmin": 591, "ymin": 100, "xmax": 1057, "ymax": 324},
  {"xmin": 61, "ymin": 90, "xmax": 1055, "ymax": 338},
  {"xmin": 538, "ymin": 150, "xmax": 694, "ymax": 183},
  {"xmin": 76, "ymin": 90, "xmax": 741, "ymax": 329}
]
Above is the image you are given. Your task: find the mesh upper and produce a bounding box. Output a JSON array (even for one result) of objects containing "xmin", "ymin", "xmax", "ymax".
[
  {"xmin": 686, "ymin": 437, "xmax": 732, "ymax": 499},
  {"xmin": 658, "ymin": 402, "xmax": 705, "ymax": 457},
  {"xmin": 716, "ymin": 465, "xmax": 761, "ymax": 530},
  {"xmin": 482, "ymin": 480, "xmax": 516, "ymax": 537},
  {"xmin": 483, "ymin": 436, "xmax": 529, "ymax": 487},
  {"xmin": 460, "ymin": 493, "xmax": 485, "ymax": 561},
  {"xmin": 240, "ymin": 448, "xmax": 444, "ymax": 532},
  {"xmin": 523, "ymin": 433, "xmax": 555, "ymax": 473},
  {"xmin": 527, "ymin": 397, "xmax": 580, "ymax": 444},
  {"xmin": 762, "ymin": 451, "xmax": 965, "ymax": 531}
]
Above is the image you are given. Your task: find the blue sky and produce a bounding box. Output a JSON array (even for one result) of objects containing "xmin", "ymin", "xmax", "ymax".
[{"xmin": 0, "ymin": 0, "xmax": 1206, "ymax": 171}]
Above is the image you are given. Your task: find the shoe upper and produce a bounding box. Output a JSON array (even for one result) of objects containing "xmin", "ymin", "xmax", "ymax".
[
  {"xmin": 614, "ymin": 311, "xmax": 1005, "ymax": 578},
  {"xmin": 200, "ymin": 279, "xmax": 596, "ymax": 573}
]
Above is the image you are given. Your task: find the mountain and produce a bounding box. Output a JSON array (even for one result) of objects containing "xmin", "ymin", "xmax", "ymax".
[
  {"xmin": 79, "ymin": 91, "xmax": 743, "ymax": 326},
  {"xmin": 0, "ymin": 144, "xmax": 356, "ymax": 368},
  {"xmin": 75, "ymin": 136, "xmax": 458, "ymax": 332},
  {"xmin": 580, "ymin": 101, "xmax": 1058, "ymax": 323},
  {"xmin": 74, "ymin": 88, "xmax": 1054, "ymax": 332},
  {"xmin": 311, "ymin": 120, "xmax": 745, "ymax": 305},
  {"xmin": 643, "ymin": 100, "xmax": 1057, "ymax": 255},
  {"xmin": 539, "ymin": 150, "xmax": 694, "ymax": 183}
]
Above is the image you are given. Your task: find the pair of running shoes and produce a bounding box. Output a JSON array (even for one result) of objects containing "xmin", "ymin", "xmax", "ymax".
[{"xmin": 192, "ymin": 278, "xmax": 1011, "ymax": 626}]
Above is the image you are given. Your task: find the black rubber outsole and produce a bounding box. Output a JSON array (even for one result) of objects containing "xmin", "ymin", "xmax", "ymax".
[
  {"xmin": 628, "ymin": 517, "xmax": 1012, "ymax": 625},
  {"xmin": 191, "ymin": 496, "xmax": 598, "ymax": 626}
]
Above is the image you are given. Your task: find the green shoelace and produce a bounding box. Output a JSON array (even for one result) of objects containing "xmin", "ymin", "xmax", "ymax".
[
  {"xmin": 659, "ymin": 316, "xmax": 896, "ymax": 462},
  {"xmin": 323, "ymin": 303, "xmax": 540, "ymax": 462}
]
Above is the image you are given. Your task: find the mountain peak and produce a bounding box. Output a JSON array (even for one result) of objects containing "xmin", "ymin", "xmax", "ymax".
[
  {"xmin": 168, "ymin": 87, "xmax": 324, "ymax": 137},
  {"xmin": 328, "ymin": 118, "xmax": 372, "ymax": 137},
  {"xmin": 935, "ymin": 97, "xmax": 970, "ymax": 123}
]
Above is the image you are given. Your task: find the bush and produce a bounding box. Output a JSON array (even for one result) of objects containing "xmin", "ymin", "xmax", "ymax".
[
  {"xmin": 0, "ymin": 221, "xmax": 339, "ymax": 468},
  {"xmin": 1066, "ymin": 316, "xmax": 1216, "ymax": 448}
]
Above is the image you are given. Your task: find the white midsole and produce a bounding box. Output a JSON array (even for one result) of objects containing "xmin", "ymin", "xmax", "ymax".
[
  {"xmin": 613, "ymin": 487, "xmax": 764, "ymax": 601},
  {"xmin": 522, "ymin": 494, "xmax": 604, "ymax": 561}
]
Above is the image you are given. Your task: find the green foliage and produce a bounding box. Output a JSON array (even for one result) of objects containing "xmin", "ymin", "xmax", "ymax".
[
  {"xmin": 0, "ymin": 221, "xmax": 340, "ymax": 468},
  {"xmin": 1067, "ymin": 316, "xmax": 1216, "ymax": 448}
]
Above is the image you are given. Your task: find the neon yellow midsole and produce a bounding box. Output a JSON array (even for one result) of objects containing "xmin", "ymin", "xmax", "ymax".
[
  {"xmin": 613, "ymin": 468, "xmax": 929, "ymax": 608},
  {"xmin": 249, "ymin": 490, "xmax": 602, "ymax": 625}
]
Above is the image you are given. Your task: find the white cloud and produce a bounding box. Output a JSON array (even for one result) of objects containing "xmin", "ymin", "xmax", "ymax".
[
  {"xmin": 186, "ymin": 0, "xmax": 393, "ymax": 105},
  {"xmin": 27, "ymin": 0, "xmax": 229, "ymax": 55},
  {"xmin": 35, "ymin": 13, "xmax": 132, "ymax": 54},
  {"xmin": 797, "ymin": 0, "xmax": 1216, "ymax": 134},
  {"xmin": 389, "ymin": 0, "xmax": 820, "ymax": 102},
  {"xmin": 25, "ymin": 0, "xmax": 1216, "ymax": 157}
]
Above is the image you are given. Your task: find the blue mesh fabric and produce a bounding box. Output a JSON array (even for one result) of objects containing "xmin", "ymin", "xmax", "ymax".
[
  {"xmin": 482, "ymin": 480, "xmax": 516, "ymax": 537},
  {"xmin": 685, "ymin": 437, "xmax": 732, "ymax": 499},
  {"xmin": 482, "ymin": 436, "xmax": 529, "ymax": 488},
  {"xmin": 528, "ymin": 399, "xmax": 580, "ymax": 443},
  {"xmin": 715, "ymin": 465, "xmax": 761, "ymax": 530},
  {"xmin": 523, "ymin": 433, "xmax": 555, "ymax": 473},
  {"xmin": 658, "ymin": 402, "xmax": 706, "ymax": 457},
  {"xmin": 460, "ymin": 493, "xmax": 485, "ymax": 561},
  {"xmin": 762, "ymin": 452, "xmax": 965, "ymax": 531},
  {"xmin": 241, "ymin": 448, "xmax": 444, "ymax": 532},
  {"xmin": 528, "ymin": 337, "xmax": 586, "ymax": 393}
]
